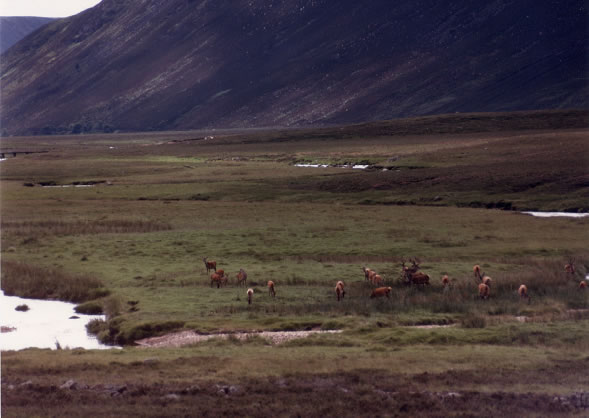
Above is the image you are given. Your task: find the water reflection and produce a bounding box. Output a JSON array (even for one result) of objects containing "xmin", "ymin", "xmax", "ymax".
[
  {"xmin": 1, "ymin": 291, "xmax": 115, "ymax": 350},
  {"xmin": 522, "ymin": 211, "xmax": 589, "ymax": 218}
]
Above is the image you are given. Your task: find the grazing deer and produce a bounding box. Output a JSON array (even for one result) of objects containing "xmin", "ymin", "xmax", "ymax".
[
  {"xmin": 203, "ymin": 257, "xmax": 217, "ymax": 274},
  {"xmin": 210, "ymin": 272, "xmax": 223, "ymax": 288},
  {"xmin": 247, "ymin": 288, "xmax": 254, "ymax": 305},
  {"xmin": 372, "ymin": 274, "xmax": 384, "ymax": 286},
  {"xmin": 473, "ymin": 265, "xmax": 482, "ymax": 281},
  {"xmin": 268, "ymin": 281, "xmax": 276, "ymax": 297},
  {"xmin": 482, "ymin": 275, "xmax": 492, "ymax": 287},
  {"xmin": 236, "ymin": 269, "xmax": 247, "ymax": 287},
  {"xmin": 518, "ymin": 284, "xmax": 531, "ymax": 303},
  {"xmin": 335, "ymin": 281, "xmax": 346, "ymax": 301},
  {"xmin": 370, "ymin": 286, "xmax": 392, "ymax": 299},
  {"xmin": 478, "ymin": 283, "xmax": 490, "ymax": 300},
  {"xmin": 441, "ymin": 275, "xmax": 450, "ymax": 288}
]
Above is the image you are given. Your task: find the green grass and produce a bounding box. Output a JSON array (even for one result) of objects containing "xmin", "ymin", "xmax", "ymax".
[{"xmin": 1, "ymin": 115, "xmax": 588, "ymax": 416}]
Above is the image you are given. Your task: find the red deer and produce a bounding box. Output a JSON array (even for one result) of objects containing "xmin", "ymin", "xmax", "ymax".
[
  {"xmin": 335, "ymin": 281, "xmax": 346, "ymax": 301},
  {"xmin": 203, "ymin": 257, "xmax": 217, "ymax": 274},
  {"xmin": 402, "ymin": 258, "xmax": 429, "ymax": 286},
  {"xmin": 580, "ymin": 281, "xmax": 587, "ymax": 290},
  {"xmin": 478, "ymin": 283, "xmax": 490, "ymax": 299},
  {"xmin": 482, "ymin": 276, "xmax": 492, "ymax": 287},
  {"xmin": 215, "ymin": 269, "xmax": 225, "ymax": 277},
  {"xmin": 236, "ymin": 269, "xmax": 247, "ymax": 287},
  {"xmin": 268, "ymin": 281, "xmax": 276, "ymax": 297},
  {"xmin": 220, "ymin": 274, "xmax": 229, "ymax": 287},
  {"xmin": 473, "ymin": 265, "xmax": 482, "ymax": 281},
  {"xmin": 247, "ymin": 288, "xmax": 254, "ymax": 305},
  {"xmin": 362, "ymin": 267, "xmax": 373, "ymax": 282},
  {"xmin": 210, "ymin": 272, "xmax": 222, "ymax": 288},
  {"xmin": 564, "ymin": 258, "xmax": 575, "ymax": 275},
  {"xmin": 372, "ymin": 274, "xmax": 384, "ymax": 286},
  {"xmin": 370, "ymin": 286, "xmax": 392, "ymax": 299},
  {"xmin": 441, "ymin": 275, "xmax": 450, "ymax": 287},
  {"xmin": 518, "ymin": 284, "xmax": 530, "ymax": 302}
]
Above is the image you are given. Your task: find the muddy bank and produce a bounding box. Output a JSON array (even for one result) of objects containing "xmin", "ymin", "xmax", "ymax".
[{"xmin": 135, "ymin": 330, "xmax": 342, "ymax": 348}]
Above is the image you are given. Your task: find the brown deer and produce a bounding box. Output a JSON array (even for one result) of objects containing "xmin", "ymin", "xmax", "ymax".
[
  {"xmin": 518, "ymin": 284, "xmax": 530, "ymax": 303},
  {"xmin": 203, "ymin": 257, "xmax": 217, "ymax": 274},
  {"xmin": 210, "ymin": 272, "xmax": 223, "ymax": 288},
  {"xmin": 478, "ymin": 283, "xmax": 490, "ymax": 299},
  {"xmin": 247, "ymin": 288, "xmax": 254, "ymax": 305},
  {"xmin": 564, "ymin": 258, "xmax": 575, "ymax": 275},
  {"xmin": 402, "ymin": 259, "xmax": 429, "ymax": 287},
  {"xmin": 370, "ymin": 286, "xmax": 392, "ymax": 299},
  {"xmin": 441, "ymin": 275, "xmax": 450, "ymax": 288},
  {"xmin": 473, "ymin": 265, "xmax": 482, "ymax": 281},
  {"xmin": 236, "ymin": 269, "xmax": 247, "ymax": 287},
  {"xmin": 580, "ymin": 281, "xmax": 587, "ymax": 290},
  {"xmin": 268, "ymin": 281, "xmax": 276, "ymax": 297},
  {"xmin": 335, "ymin": 281, "xmax": 346, "ymax": 301},
  {"xmin": 362, "ymin": 267, "xmax": 373, "ymax": 282}
]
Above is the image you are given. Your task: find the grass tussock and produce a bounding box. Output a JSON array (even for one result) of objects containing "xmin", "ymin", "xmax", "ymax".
[{"xmin": 1, "ymin": 260, "xmax": 106, "ymax": 303}]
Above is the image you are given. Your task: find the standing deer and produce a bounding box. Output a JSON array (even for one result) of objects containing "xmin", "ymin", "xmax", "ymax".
[
  {"xmin": 268, "ymin": 281, "xmax": 276, "ymax": 297},
  {"xmin": 518, "ymin": 284, "xmax": 530, "ymax": 303},
  {"xmin": 478, "ymin": 283, "xmax": 490, "ymax": 299},
  {"xmin": 402, "ymin": 259, "xmax": 429, "ymax": 287},
  {"xmin": 441, "ymin": 275, "xmax": 450, "ymax": 288},
  {"xmin": 210, "ymin": 272, "xmax": 222, "ymax": 288},
  {"xmin": 564, "ymin": 258, "xmax": 576, "ymax": 275},
  {"xmin": 203, "ymin": 257, "xmax": 217, "ymax": 274},
  {"xmin": 236, "ymin": 269, "xmax": 247, "ymax": 287},
  {"xmin": 335, "ymin": 281, "xmax": 346, "ymax": 301},
  {"xmin": 362, "ymin": 267, "xmax": 373, "ymax": 282},
  {"xmin": 247, "ymin": 288, "xmax": 254, "ymax": 305}
]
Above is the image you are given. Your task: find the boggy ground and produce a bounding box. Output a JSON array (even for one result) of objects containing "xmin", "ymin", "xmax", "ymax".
[
  {"xmin": 1, "ymin": 111, "xmax": 588, "ymax": 416},
  {"xmin": 3, "ymin": 339, "xmax": 589, "ymax": 417}
]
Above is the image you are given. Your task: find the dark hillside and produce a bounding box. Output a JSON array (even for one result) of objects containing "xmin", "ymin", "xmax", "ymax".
[
  {"xmin": 0, "ymin": 0, "xmax": 587, "ymax": 135},
  {"xmin": 0, "ymin": 16, "xmax": 55, "ymax": 54}
]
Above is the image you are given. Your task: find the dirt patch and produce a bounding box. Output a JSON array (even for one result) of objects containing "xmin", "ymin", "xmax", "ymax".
[{"xmin": 135, "ymin": 330, "xmax": 342, "ymax": 348}]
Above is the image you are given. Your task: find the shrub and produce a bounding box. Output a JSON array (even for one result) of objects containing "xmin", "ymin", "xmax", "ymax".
[{"xmin": 75, "ymin": 301, "xmax": 104, "ymax": 315}]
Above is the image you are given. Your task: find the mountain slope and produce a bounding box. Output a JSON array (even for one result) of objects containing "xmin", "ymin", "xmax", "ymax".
[
  {"xmin": 0, "ymin": 16, "xmax": 55, "ymax": 54},
  {"xmin": 0, "ymin": 0, "xmax": 587, "ymax": 135}
]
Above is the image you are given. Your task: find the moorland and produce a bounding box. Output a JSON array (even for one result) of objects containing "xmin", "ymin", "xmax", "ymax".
[{"xmin": 1, "ymin": 110, "xmax": 588, "ymax": 417}]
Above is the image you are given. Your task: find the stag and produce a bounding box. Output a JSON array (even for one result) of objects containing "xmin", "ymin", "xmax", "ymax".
[
  {"xmin": 401, "ymin": 258, "xmax": 430, "ymax": 287},
  {"xmin": 564, "ymin": 258, "xmax": 576, "ymax": 275}
]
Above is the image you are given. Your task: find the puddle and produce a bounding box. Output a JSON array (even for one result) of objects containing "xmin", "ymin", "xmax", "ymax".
[
  {"xmin": 0, "ymin": 291, "xmax": 115, "ymax": 351},
  {"xmin": 294, "ymin": 163, "xmax": 370, "ymax": 169},
  {"xmin": 522, "ymin": 211, "xmax": 589, "ymax": 218},
  {"xmin": 135, "ymin": 329, "xmax": 342, "ymax": 348}
]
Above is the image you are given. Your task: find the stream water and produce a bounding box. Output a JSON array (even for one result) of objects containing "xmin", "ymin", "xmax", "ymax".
[{"xmin": 0, "ymin": 291, "xmax": 114, "ymax": 351}]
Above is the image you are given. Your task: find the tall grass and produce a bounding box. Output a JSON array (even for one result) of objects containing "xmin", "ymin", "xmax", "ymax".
[{"xmin": 1, "ymin": 260, "xmax": 107, "ymax": 303}]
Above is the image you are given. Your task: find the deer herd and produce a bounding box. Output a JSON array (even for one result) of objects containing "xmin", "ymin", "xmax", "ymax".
[{"xmin": 202, "ymin": 256, "xmax": 587, "ymax": 305}]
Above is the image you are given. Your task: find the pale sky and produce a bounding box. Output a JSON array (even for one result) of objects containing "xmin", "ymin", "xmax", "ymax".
[{"xmin": 0, "ymin": 0, "xmax": 102, "ymax": 18}]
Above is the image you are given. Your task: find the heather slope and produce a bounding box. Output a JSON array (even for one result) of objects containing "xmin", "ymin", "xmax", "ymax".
[{"xmin": 0, "ymin": 0, "xmax": 587, "ymax": 135}]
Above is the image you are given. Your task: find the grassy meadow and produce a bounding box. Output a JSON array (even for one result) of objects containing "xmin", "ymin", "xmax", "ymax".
[{"xmin": 1, "ymin": 111, "xmax": 588, "ymax": 416}]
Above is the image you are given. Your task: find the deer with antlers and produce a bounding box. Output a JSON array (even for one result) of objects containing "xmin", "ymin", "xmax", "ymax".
[
  {"xmin": 564, "ymin": 258, "xmax": 576, "ymax": 275},
  {"xmin": 401, "ymin": 258, "xmax": 430, "ymax": 287}
]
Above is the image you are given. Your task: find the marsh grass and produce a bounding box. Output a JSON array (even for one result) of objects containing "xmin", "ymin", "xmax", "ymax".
[{"xmin": 1, "ymin": 260, "xmax": 106, "ymax": 303}]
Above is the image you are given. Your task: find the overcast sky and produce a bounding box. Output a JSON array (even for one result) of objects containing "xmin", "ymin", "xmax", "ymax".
[{"xmin": 0, "ymin": 0, "xmax": 102, "ymax": 18}]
